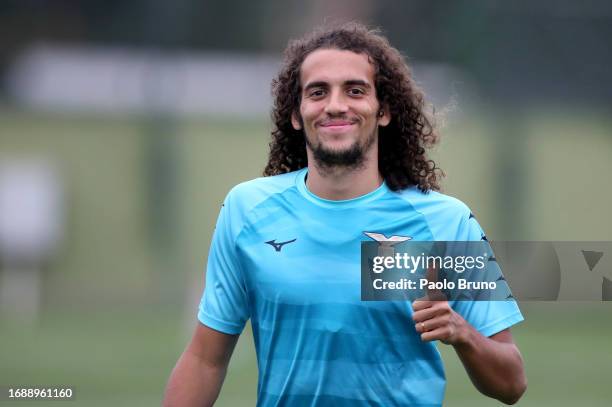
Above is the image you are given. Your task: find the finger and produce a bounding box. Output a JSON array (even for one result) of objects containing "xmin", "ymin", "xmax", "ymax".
[
  {"xmin": 413, "ymin": 296, "xmax": 449, "ymax": 317},
  {"xmin": 426, "ymin": 264, "xmax": 438, "ymax": 283},
  {"xmin": 420, "ymin": 326, "xmax": 451, "ymax": 342},
  {"xmin": 414, "ymin": 267, "xmax": 444, "ymax": 306},
  {"xmin": 424, "ymin": 266, "xmax": 449, "ymax": 302},
  {"xmin": 412, "ymin": 306, "xmax": 440, "ymax": 323},
  {"xmin": 414, "ymin": 314, "xmax": 450, "ymax": 334},
  {"xmin": 411, "ymin": 298, "xmax": 433, "ymax": 312},
  {"xmin": 424, "ymin": 266, "xmax": 444, "ymax": 301}
]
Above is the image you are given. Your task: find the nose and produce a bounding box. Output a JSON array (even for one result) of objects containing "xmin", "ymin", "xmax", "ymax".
[{"xmin": 324, "ymin": 88, "xmax": 348, "ymax": 115}]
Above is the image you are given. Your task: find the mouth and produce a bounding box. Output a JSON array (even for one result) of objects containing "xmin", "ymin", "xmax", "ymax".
[{"xmin": 317, "ymin": 120, "xmax": 357, "ymax": 132}]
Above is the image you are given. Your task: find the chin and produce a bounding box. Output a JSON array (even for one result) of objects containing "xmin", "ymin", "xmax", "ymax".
[
  {"xmin": 319, "ymin": 137, "xmax": 359, "ymax": 151},
  {"xmin": 324, "ymin": 141, "xmax": 356, "ymax": 151}
]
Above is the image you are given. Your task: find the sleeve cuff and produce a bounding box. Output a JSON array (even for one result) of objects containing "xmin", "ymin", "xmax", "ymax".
[
  {"xmin": 476, "ymin": 312, "xmax": 524, "ymax": 338},
  {"xmin": 198, "ymin": 309, "xmax": 245, "ymax": 335}
]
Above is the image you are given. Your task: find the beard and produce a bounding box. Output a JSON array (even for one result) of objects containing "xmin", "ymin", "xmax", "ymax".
[{"xmin": 305, "ymin": 128, "xmax": 377, "ymax": 173}]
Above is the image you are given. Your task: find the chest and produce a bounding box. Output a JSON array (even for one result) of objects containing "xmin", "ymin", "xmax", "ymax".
[{"xmin": 237, "ymin": 209, "xmax": 429, "ymax": 305}]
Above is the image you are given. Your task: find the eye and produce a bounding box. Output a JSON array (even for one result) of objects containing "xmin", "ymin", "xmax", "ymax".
[
  {"xmin": 308, "ymin": 89, "xmax": 326, "ymax": 98},
  {"xmin": 348, "ymin": 87, "xmax": 365, "ymax": 96}
]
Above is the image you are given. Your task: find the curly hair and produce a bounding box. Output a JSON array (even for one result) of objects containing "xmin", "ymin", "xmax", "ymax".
[{"xmin": 263, "ymin": 22, "xmax": 443, "ymax": 192}]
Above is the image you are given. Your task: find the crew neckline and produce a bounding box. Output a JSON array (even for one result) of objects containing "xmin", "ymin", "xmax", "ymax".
[{"xmin": 295, "ymin": 168, "xmax": 389, "ymax": 209}]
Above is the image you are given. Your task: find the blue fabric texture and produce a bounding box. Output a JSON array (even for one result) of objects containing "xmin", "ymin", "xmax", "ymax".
[{"xmin": 199, "ymin": 168, "xmax": 523, "ymax": 406}]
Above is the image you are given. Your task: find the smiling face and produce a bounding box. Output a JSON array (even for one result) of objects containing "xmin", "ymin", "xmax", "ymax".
[{"xmin": 291, "ymin": 48, "xmax": 390, "ymax": 170}]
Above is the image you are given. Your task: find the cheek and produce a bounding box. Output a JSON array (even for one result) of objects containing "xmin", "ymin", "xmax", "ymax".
[
  {"xmin": 365, "ymin": 101, "xmax": 380, "ymax": 117},
  {"xmin": 300, "ymin": 104, "xmax": 320, "ymax": 125},
  {"xmin": 354, "ymin": 101, "xmax": 378, "ymax": 120}
]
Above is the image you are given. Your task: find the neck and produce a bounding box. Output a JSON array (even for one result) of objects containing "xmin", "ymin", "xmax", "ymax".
[{"xmin": 305, "ymin": 150, "xmax": 382, "ymax": 201}]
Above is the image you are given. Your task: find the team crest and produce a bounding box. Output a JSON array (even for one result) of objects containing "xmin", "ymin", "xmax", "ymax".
[{"xmin": 364, "ymin": 232, "xmax": 412, "ymax": 257}]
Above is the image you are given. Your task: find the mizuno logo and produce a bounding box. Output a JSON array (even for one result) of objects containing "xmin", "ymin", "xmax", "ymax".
[{"xmin": 265, "ymin": 239, "xmax": 297, "ymax": 252}]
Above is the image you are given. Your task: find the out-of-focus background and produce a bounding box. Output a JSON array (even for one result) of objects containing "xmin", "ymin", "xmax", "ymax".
[{"xmin": 1, "ymin": 1, "xmax": 611, "ymax": 406}]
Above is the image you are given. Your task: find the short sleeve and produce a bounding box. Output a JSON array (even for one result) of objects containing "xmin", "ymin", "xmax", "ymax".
[
  {"xmin": 198, "ymin": 193, "xmax": 250, "ymax": 335},
  {"xmin": 451, "ymin": 209, "xmax": 524, "ymax": 337}
]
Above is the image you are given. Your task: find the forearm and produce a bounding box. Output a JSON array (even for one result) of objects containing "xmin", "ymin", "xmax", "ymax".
[
  {"xmin": 454, "ymin": 328, "xmax": 526, "ymax": 405},
  {"xmin": 163, "ymin": 349, "xmax": 227, "ymax": 407}
]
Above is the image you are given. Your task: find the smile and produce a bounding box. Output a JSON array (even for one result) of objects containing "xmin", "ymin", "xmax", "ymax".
[{"xmin": 318, "ymin": 121, "xmax": 356, "ymax": 132}]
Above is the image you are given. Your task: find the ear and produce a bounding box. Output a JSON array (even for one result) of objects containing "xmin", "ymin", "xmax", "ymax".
[
  {"xmin": 378, "ymin": 105, "xmax": 391, "ymax": 127},
  {"xmin": 291, "ymin": 111, "xmax": 302, "ymax": 130}
]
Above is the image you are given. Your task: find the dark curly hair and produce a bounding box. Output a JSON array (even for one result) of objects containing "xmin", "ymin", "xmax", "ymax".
[{"xmin": 263, "ymin": 22, "xmax": 443, "ymax": 192}]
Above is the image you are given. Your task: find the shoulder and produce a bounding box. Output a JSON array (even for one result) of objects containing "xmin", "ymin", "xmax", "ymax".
[
  {"xmin": 222, "ymin": 170, "xmax": 302, "ymax": 219},
  {"xmin": 226, "ymin": 170, "xmax": 300, "ymax": 206},
  {"xmin": 394, "ymin": 186, "xmax": 472, "ymax": 220},
  {"xmin": 215, "ymin": 170, "xmax": 303, "ymax": 239},
  {"xmin": 393, "ymin": 186, "xmax": 475, "ymax": 240}
]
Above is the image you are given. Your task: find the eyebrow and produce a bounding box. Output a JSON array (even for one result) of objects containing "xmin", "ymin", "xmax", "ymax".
[{"xmin": 303, "ymin": 79, "xmax": 372, "ymax": 91}]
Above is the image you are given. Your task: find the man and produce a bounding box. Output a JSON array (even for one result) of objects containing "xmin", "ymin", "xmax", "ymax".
[{"xmin": 164, "ymin": 23, "xmax": 526, "ymax": 406}]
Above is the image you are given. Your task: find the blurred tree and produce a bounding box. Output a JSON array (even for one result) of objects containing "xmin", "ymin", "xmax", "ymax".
[{"xmin": 2, "ymin": 1, "xmax": 612, "ymax": 103}]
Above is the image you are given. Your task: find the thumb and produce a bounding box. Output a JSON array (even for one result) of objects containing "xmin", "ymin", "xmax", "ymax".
[{"xmin": 424, "ymin": 265, "xmax": 447, "ymax": 301}]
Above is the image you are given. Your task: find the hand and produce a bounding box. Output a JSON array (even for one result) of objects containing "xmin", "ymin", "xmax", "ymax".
[
  {"xmin": 412, "ymin": 266, "xmax": 470, "ymax": 345},
  {"xmin": 412, "ymin": 298, "xmax": 469, "ymax": 345}
]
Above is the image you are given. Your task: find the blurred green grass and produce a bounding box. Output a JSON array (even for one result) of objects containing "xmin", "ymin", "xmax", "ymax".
[
  {"xmin": 2, "ymin": 304, "xmax": 612, "ymax": 406},
  {"xmin": 1, "ymin": 108, "xmax": 611, "ymax": 405}
]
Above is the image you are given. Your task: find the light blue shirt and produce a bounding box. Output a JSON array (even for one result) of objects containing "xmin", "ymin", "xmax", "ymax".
[{"xmin": 199, "ymin": 168, "xmax": 523, "ymax": 406}]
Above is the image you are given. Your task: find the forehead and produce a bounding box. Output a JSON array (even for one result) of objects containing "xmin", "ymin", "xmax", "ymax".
[{"xmin": 300, "ymin": 48, "xmax": 375, "ymax": 87}]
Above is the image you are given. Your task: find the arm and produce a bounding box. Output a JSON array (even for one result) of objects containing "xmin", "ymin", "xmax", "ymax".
[
  {"xmin": 454, "ymin": 327, "xmax": 526, "ymax": 404},
  {"xmin": 413, "ymin": 300, "xmax": 527, "ymax": 405},
  {"xmin": 163, "ymin": 322, "xmax": 239, "ymax": 407}
]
